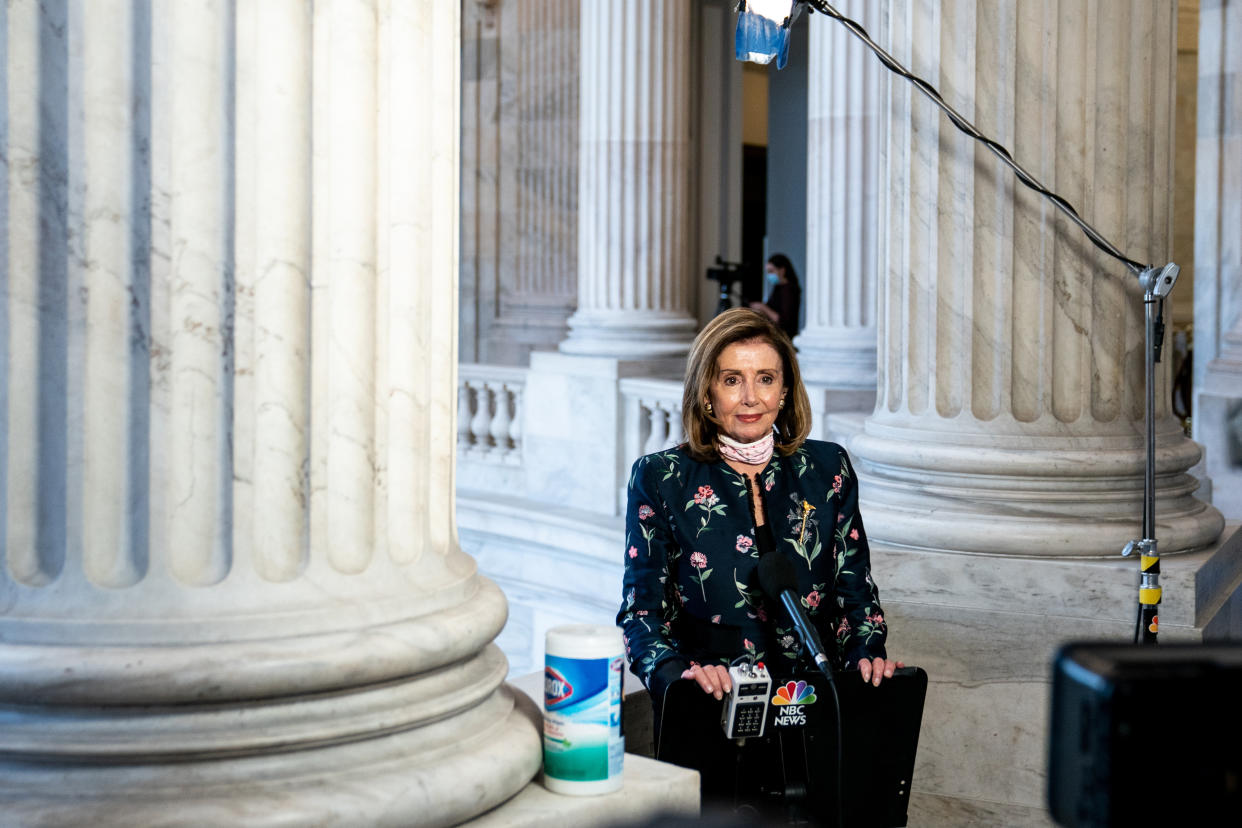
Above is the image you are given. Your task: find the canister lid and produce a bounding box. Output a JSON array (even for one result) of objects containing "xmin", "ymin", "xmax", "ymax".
[{"xmin": 545, "ymin": 624, "xmax": 623, "ymax": 660}]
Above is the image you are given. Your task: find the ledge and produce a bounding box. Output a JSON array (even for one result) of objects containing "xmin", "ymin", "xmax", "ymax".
[
  {"xmin": 463, "ymin": 672, "xmax": 698, "ymax": 827},
  {"xmin": 462, "ymin": 755, "xmax": 699, "ymax": 828}
]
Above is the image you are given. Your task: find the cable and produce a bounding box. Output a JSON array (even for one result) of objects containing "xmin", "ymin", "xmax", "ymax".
[{"xmin": 804, "ymin": 0, "xmax": 1148, "ymax": 277}]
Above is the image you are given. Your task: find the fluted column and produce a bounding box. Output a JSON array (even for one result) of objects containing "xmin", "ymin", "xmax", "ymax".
[
  {"xmin": 795, "ymin": 0, "xmax": 885, "ymax": 389},
  {"xmin": 1193, "ymin": 0, "xmax": 1242, "ymax": 383},
  {"xmin": 851, "ymin": 0, "xmax": 1222, "ymax": 556},
  {"xmin": 498, "ymin": 0, "xmax": 580, "ymax": 356},
  {"xmin": 559, "ymin": 0, "xmax": 697, "ymax": 357},
  {"xmin": 1194, "ymin": 0, "xmax": 1242, "ymax": 518},
  {"xmin": 0, "ymin": 1, "xmax": 539, "ymax": 824},
  {"xmin": 460, "ymin": 0, "xmax": 580, "ymax": 365}
]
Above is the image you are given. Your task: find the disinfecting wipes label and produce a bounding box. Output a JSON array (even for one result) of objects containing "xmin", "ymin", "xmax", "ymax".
[{"xmin": 543, "ymin": 654, "xmax": 624, "ymax": 784}]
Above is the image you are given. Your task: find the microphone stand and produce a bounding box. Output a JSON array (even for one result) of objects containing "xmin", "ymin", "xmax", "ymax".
[
  {"xmin": 749, "ymin": 480, "xmax": 846, "ymax": 827},
  {"xmin": 801, "ymin": 0, "xmax": 1177, "ymax": 644}
]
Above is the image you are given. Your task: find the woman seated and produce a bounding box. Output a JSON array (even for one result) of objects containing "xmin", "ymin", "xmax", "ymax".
[{"xmin": 617, "ymin": 307, "xmax": 899, "ymax": 726}]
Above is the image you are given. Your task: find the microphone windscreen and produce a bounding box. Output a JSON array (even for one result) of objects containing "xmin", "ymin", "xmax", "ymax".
[{"xmin": 757, "ymin": 551, "xmax": 799, "ymax": 599}]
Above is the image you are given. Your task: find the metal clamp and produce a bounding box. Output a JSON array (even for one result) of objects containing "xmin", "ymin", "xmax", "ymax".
[{"xmin": 1139, "ymin": 263, "xmax": 1179, "ymax": 298}]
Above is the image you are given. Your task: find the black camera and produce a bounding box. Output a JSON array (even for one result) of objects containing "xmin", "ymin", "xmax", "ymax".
[
  {"xmin": 705, "ymin": 256, "xmax": 756, "ymax": 315},
  {"xmin": 706, "ymin": 255, "xmax": 754, "ymax": 282}
]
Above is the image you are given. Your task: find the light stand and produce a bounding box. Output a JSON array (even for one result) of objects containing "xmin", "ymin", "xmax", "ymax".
[
  {"xmin": 737, "ymin": 0, "xmax": 1177, "ymax": 643},
  {"xmin": 1124, "ymin": 264, "xmax": 1180, "ymax": 643}
]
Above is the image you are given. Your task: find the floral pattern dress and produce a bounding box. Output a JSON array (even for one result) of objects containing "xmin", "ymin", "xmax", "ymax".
[{"xmin": 617, "ymin": 440, "xmax": 888, "ymax": 691}]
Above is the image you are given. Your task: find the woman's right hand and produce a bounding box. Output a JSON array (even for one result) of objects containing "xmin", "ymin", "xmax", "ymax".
[
  {"xmin": 681, "ymin": 662, "xmax": 733, "ymax": 701},
  {"xmin": 747, "ymin": 301, "xmax": 779, "ymax": 323}
]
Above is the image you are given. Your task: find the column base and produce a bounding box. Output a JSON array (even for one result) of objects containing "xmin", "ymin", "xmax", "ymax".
[
  {"xmin": 793, "ymin": 328, "xmax": 877, "ymax": 389},
  {"xmin": 0, "ymin": 578, "xmax": 543, "ymax": 827},
  {"xmin": 0, "ymin": 682, "xmax": 541, "ymax": 827},
  {"xmin": 805, "ymin": 384, "xmax": 876, "ymax": 443},
  {"xmin": 1194, "ymin": 392, "xmax": 1242, "ymax": 521},
  {"xmin": 849, "ymin": 417, "xmax": 1224, "ymax": 556},
  {"xmin": 559, "ymin": 310, "xmax": 697, "ymax": 358},
  {"xmin": 482, "ymin": 305, "xmax": 575, "ymax": 367},
  {"xmin": 1194, "ymin": 347, "xmax": 1242, "ymax": 521}
]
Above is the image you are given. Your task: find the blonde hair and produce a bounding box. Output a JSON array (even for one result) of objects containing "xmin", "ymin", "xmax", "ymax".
[{"xmin": 681, "ymin": 308, "xmax": 812, "ymax": 462}]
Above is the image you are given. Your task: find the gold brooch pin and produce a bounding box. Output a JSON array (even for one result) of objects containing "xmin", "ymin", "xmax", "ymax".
[{"xmin": 799, "ymin": 500, "xmax": 814, "ymax": 543}]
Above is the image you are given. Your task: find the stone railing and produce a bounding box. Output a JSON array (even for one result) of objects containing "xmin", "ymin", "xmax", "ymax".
[
  {"xmin": 458, "ymin": 364, "xmax": 527, "ymax": 465},
  {"xmin": 619, "ymin": 377, "xmax": 685, "ymax": 468}
]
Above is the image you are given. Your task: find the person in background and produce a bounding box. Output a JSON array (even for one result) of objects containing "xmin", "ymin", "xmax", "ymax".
[{"xmin": 749, "ymin": 253, "xmax": 801, "ymax": 341}]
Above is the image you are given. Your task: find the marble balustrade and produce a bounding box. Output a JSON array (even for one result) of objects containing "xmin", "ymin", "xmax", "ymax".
[
  {"xmin": 457, "ymin": 363, "xmax": 528, "ymax": 493},
  {"xmin": 620, "ymin": 377, "xmax": 687, "ymax": 464},
  {"xmin": 459, "ymin": 364, "xmax": 527, "ymax": 463}
]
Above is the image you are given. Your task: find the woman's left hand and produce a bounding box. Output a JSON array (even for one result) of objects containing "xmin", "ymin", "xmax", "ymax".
[{"xmin": 858, "ymin": 656, "xmax": 905, "ymax": 687}]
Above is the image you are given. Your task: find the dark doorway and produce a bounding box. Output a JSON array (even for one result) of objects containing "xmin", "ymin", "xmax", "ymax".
[{"xmin": 741, "ymin": 144, "xmax": 768, "ymax": 304}]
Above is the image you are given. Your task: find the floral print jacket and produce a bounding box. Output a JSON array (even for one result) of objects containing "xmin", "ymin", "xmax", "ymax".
[{"xmin": 617, "ymin": 440, "xmax": 888, "ymax": 691}]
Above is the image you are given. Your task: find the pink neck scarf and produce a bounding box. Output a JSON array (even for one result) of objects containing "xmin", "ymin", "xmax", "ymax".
[{"xmin": 718, "ymin": 431, "xmax": 774, "ymax": 466}]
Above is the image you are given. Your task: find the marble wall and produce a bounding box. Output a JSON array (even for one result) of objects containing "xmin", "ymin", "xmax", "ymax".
[
  {"xmin": 1, "ymin": 2, "xmax": 540, "ymax": 823},
  {"xmin": 460, "ymin": 0, "xmax": 580, "ymax": 366}
]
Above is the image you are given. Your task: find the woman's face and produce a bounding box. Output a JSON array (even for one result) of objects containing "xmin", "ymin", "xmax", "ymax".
[{"xmin": 708, "ymin": 338, "xmax": 786, "ymax": 444}]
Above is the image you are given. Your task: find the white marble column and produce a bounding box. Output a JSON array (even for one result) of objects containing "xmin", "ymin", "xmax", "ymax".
[
  {"xmin": 1193, "ymin": 0, "xmax": 1242, "ymax": 520},
  {"xmin": 559, "ymin": 0, "xmax": 697, "ymax": 357},
  {"xmin": 851, "ymin": 0, "xmax": 1223, "ymax": 556},
  {"xmin": 795, "ymin": 0, "xmax": 885, "ymax": 393},
  {"xmin": 0, "ymin": 2, "xmax": 540, "ymax": 823}
]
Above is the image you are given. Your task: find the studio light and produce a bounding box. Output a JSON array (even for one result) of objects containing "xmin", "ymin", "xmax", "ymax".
[{"xmin": 734, "ymin": 0, "xmax": 805, "ymax": 69}]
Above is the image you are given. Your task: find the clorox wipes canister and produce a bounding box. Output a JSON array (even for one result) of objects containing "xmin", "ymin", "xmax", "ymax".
[{"xmin": 542, "ymin": 624, "xmax": 625, "ymax": 795}]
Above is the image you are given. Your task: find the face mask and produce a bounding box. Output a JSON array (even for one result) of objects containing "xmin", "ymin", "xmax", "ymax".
[{"xmin": 764, "ymin": 270, "xmax": 780, "ymax": 286}]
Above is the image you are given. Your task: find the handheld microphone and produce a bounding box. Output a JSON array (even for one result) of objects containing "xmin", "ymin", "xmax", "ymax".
[{"xmin": 758, "ymin": 552, "xmax": 835, "ymax": 683}]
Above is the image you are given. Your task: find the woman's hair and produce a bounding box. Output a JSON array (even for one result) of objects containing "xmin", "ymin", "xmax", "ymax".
[
  {"xmin": 767, "ymin": 253, "xmax": 800, "ymax": 288},
  {"xmin": 682, "ymin": 308, "xmax": 812, "ymax": 462}
]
